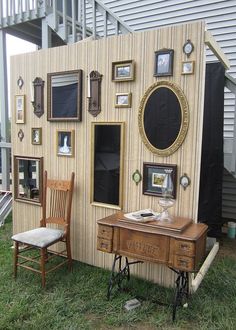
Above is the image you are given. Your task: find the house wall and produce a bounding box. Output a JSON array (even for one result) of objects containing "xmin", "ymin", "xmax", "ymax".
[{"xmin": 11, "ymin": 21, "xmax": 206, "ymax": 286}]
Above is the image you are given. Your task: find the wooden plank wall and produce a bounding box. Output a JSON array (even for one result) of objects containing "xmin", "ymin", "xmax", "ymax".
[{"xmin": 11, "ymin": 21, "xmax": 206, "ymax": 286}]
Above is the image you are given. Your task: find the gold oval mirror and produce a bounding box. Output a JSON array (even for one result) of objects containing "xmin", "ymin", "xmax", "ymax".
[{"xmin": 138, "ymin": 81, "xmax": 189, "ymax": 156}]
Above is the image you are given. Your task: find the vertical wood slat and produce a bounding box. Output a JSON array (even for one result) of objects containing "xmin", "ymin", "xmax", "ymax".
[
  {"xmin": 52, "ymin": 0, "xmax": 57, "ymax": 31},
  {"xmin": 71, "ymin": 0, "xmax": 76, "ymax": 42},
  {"xmin": 103, "ymin": 10, "xmax": 107, "ymax": 37},
  {"xmin": 92, "ymin": 0, "xmax": 96, "ymax": 38},
  {"xmin": 62, "ymin": 0, "xmax": 67, "ymax": 41},
  {"xmin": 82, "ymin": 0, "xmax": 86, "ymax": 39},
  {"xmin": 11, "ymin": 21, "xmax": 206, "ymax": 287},
  {"xmin": 0, "ymin": 0, "xmax": 3, "ymax": 26}
]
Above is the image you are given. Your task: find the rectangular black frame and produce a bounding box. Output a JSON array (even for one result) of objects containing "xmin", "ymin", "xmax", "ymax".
[
  {"xmin": 143, "ymin": 162, "xmax": 177, "ymax": 198},
  {"xmin": 154, "ymin": 49, "xmax": 174, "ymax": 77}
]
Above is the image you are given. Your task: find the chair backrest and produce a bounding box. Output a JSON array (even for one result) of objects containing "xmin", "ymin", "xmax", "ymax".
[{"xmin": 41, "ymin": 171, "xmax": 75, "ymax": 228}]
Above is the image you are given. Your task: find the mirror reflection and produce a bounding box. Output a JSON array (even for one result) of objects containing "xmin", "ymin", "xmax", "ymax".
[
  {"xmin": 138, "ymin": 81, "xmax": 189, "ymax": 156},
  {"xmin": 14, "ymin": 156, "xmax": 43, "ymax": 204},
  {"xmin": 47, "ymin": 70, "xmax": 82, "ymax": 121}
]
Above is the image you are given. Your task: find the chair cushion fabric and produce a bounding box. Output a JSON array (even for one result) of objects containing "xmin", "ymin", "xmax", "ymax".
[{"xmin": 12, "ymin": 227, "xmax": 64, "ymax": 248}]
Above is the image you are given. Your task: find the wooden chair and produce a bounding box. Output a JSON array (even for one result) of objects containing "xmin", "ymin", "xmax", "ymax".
[{"xmin": 12, "ymin": 171, "xmax": 75, "ymax": 287}]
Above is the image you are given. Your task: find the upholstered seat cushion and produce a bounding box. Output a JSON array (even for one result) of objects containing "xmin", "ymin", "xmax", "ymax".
[{"xmin": 12, "ymin": 227, "xmax": 64, "ymax": 248}]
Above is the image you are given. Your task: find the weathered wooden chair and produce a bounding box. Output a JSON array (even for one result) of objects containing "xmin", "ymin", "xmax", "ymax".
[{"xmin": 12, "ymin": 171, "xmax": 75, "ymax": 287}]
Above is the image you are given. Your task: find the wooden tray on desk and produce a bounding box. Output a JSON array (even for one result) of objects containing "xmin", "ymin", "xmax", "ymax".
[{"xmin": 118, "ymin": 214, "xmax": 192, "ymax": 233}]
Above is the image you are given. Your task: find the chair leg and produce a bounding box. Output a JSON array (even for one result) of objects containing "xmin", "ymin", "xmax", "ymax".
[
  {"xmin": 13, "ymin": 241, "xmax": 19, "ymax": 278},
  {"xmin": 66, "ymin": 239, "xmax": 72, "ymax": 271},
  {"xmin": 40, "ymin": 248, "xmax": 46, "ymax": 288}
]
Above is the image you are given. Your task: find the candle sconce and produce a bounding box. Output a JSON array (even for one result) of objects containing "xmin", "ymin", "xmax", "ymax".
[
  {"xmin": 87, "ymin": 71, "xmax": 102, "ymax": 117},
  {"xmin": 31, "ymin": 77, "xmax": 44, "ymax": 118}
]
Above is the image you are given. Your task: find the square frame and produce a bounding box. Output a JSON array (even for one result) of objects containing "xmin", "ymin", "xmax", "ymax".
[
  {"xmin": 15, "ymin": 95, "xmax": 25, "ymax": 124},
  {"xmin": 115, "ymin": 93, "xmax": 132, "ymax": 108},
  {"xmin": 56, "ymin": 129, "xmax": 75, "ymax": 157},
  {"xmin": 31, "ymin": 128, "xmax": 42, "ymax": 145},
  {"xmin": 182, "ymin": 61, "xmax": 195, "ymax": 75},
  {"xmin": 112, "ymin": 60, "xmax": 135, "ymax": 82},
  {"xmin": 154, "ymin": 49, "xmax": 174, "ymax": 77},
  {"xmin": 143, "ymin": 162, "xmax": 177, "ymax": 198}
]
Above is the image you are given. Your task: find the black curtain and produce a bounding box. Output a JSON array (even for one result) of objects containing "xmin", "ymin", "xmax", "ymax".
[{"xmin": 198, "ymin": 62, "xmax": 225, "ymax": 237}]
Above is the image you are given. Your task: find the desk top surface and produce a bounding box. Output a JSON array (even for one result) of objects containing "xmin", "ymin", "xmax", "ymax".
[{"xmin": 97, "ymin": 212, "xmax": 208, "ymax": 241}]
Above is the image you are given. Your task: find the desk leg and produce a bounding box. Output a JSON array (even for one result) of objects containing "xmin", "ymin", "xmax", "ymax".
[
  {"xmin": 107, "ymin": 254, "xmax": 142, "ymax": 300},
  {"xmin": 172, "ymin": 270, "xmax": 189, "ymax": 322}
]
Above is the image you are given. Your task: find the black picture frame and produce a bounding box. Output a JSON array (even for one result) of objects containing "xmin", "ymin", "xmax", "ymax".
[
  {"xmin": 143, "ymin": 162, "xmax": 177, "ymax": 198},
  {"xmin": 154, "ymin": 49, "xmax": 174, "ymax": 77}
]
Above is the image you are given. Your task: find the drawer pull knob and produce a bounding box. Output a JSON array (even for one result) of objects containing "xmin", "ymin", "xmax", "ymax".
[
  {"xmin": 179, "ymin": 259, "xmax": 188, "ymax": 267},
  {"xmin": 180, "ymin": 244, "xmax": 189, "ymax": 250}
]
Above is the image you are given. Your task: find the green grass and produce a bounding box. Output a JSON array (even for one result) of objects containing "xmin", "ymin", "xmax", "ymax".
[{"xmin": 0, "ymin": 214, "xmax": 236, "ymax": 330}]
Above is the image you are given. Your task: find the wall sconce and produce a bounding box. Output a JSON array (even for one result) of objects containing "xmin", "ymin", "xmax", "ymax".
[
  {"xmin": 31, "ymin": 77, "xmax": 45, "ymax": 118},
  {"xmin": 87, "ymin": 71, "xmax": 102, "ymax": 117}
]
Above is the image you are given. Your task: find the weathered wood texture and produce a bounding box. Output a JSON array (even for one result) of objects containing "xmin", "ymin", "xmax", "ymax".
[{"xmin": 11, "ymin": 21, "xmax": 206, "ymax": 286}]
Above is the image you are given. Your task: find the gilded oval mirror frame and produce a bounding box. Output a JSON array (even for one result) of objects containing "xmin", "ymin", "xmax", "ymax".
[{"xmin": 138, "ymin": 80, "xmax": 189, "ymax": 157}]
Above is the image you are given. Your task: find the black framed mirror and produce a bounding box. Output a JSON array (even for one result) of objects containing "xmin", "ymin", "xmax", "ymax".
[
  {"xmin": 47, "ymin": 70, "xmax": 83, "ymax": 121},
  {"xmin": 91, "ymin": 122, "xmax": 125, "ymax": 209},
  {"xmin": 14, "ymin": 156, "xmax": 43, "ymax": 205},
  {"xmin": 138, "ymin": 81, "xmax": 189, "ymax": 156}
]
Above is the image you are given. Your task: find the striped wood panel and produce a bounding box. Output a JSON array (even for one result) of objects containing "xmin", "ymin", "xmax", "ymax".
[{"xmin": 11, "ymin": 21, "xmax": 206, "ymax": 286}]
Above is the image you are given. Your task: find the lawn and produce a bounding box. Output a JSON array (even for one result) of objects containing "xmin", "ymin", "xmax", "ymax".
[{"xmin": 0, "ymin": 214, "xmax": 236, "ymax": 330}]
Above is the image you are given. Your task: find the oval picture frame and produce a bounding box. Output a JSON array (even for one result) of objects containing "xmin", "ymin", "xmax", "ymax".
[{"xmin": 138, "ymin": 81, "xmax": 189, "ymax": 157}]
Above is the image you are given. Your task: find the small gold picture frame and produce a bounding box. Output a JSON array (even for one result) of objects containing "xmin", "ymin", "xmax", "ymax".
[
  {"xmin": 115, "ymin": 93, "xmax": 132, "ymax": 108},
  {"xmin": 182, "ymin": 61, "xmax": 195, "ymax": 75},
  {"xmin": 112, "ymin": 60, "xmax": 135, "ymax": 82},
  {"xmin": 15, "ymin": 95, "xmax": 25, "ymax": 124},
  {"xmin": 56, "ymin": 129, "xmax": 75, "ymax": 157},
  {"xmin": 31, "ymin": 128, "xmax": 42, "ymax": 145}
]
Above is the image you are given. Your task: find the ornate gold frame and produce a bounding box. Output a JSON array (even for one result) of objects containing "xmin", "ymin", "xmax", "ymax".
[
  {"xmin": 91, "ymin": 122, "xmax": 125, "ymax": 210},
  {"xmin": 138, "ymin": 81, "xmax": 189, "ymax": 157}
]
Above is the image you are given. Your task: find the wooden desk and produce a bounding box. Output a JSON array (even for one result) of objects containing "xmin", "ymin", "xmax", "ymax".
[{"xmin": 97, "ymin": 212, "xmax": 208, "ymax": 320}]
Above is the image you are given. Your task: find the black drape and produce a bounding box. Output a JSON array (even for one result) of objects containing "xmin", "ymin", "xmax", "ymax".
[{"xmin": 198, "ymin": 62, "xmax": 225, "ymax": 237}]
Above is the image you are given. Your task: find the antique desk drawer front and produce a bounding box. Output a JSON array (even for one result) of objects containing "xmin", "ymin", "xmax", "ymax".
[
  {"xmin": 119, "ymin": 228, "xmax": 169, "ymax": 262},
  {"xmin": 97, "ymin": 237, "xmax": 112, "ymax": 253},
  {"xmin": 174, "ymin": 240, "xmax": 195, "ymax": 256},
  {"xmin": 98, "ymin": 225, "xmax": 113, "ymax": 240},
  {"xmin": 174, "ymin": 255, "xmax": 194, "ymax": 271}
]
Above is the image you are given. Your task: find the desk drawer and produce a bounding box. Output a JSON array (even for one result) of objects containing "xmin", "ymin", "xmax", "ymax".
[
  {"xmin": 97, "ymin": 238, "xmax": 112, "ymax": 253},
  {"xmin": 173, "ymin": 255, "xmax": 194, "ymax": 271},
  {"xmin": 174, "ymin": 240, "xmax": 195, "ymax": 256},
  {"xmin": 98, "ymin": 225, "xmax": 113, "ymax": 240}
]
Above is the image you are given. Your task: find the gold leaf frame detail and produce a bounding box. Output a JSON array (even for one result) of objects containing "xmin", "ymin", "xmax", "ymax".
[{"xmin": 138, "ymin": 80, "xmax": 189, "ymax": 157}]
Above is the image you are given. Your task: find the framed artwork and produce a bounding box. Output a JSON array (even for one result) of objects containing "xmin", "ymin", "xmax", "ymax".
[
  {"xmin": 31, "ymin": 128, "xmax": 42, "ymax": 145},
  {"xmin": 15, "ymin": 95, "xmax": 25, "ymax": 123},
  {"xmin": 47, "ymin": 70, "xmax": 83, "ymax": 121},
  {"xmin": 115, "ymin": 93, "xmax": 132, "ymax": 108},
  {"xmin": 182, "ymin": 61, "xmax": 195, "ymax": 75},
  {"xmin": 56, "ymin": 130, "xmax": 75, "ymax": 157},
  {"xmin": 154, "ymin": 49, "xmax": 174, "ymax": 77},
  {"xmin": 112, "ymin": 60, "xmax": 135, "ymax": 82},
  {"xmin": 143, "ymin": 162, "xmax": 177, "ymax": 198}
]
